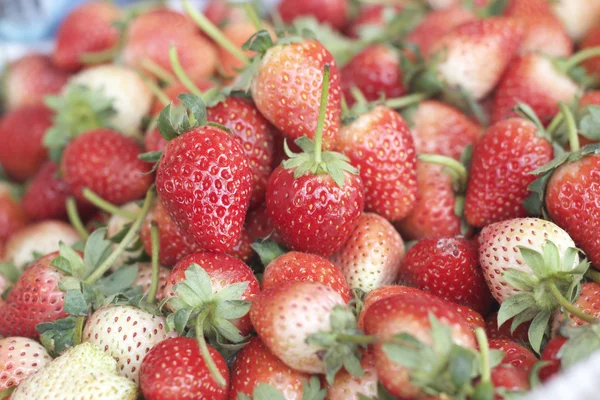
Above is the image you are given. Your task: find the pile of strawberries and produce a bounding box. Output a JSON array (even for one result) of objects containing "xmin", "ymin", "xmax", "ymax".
[{"xmin": 2, "ymin": 0, "xmax": 600, "ymax": 398}]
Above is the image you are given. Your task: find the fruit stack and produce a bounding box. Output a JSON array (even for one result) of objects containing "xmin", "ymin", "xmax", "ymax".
[{"xmin": 1, "ymin": 0, "xmax": 600, "ymax": 399}]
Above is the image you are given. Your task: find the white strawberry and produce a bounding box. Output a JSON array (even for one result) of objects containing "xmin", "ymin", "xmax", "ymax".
[
  {"xmin": 133, "ymin": 262, "xmax": 171, "ymax": 303},
  {"xmin": 552, "ymin": 0, "xmax": 600, "ymax": 40},
  {"xmin": 479, "ymin": 217, "xmax": 587, "ymax": 352},
  {"xmin": 2, "ymin": 221, "xmax": 79, "ymax": 268},
  {"xmin": 0, "ymin": 337, "xmax": 52, "ymax": 393},
  {"xmin": 331, "ymin": 213, "xmax": 405, "ymax": 293},
  {"xmin": 326, "ymin": 353, "xmax": 378, "ymax": 400},
  {"xmin": 82, "ymin": 305, "xmax": 177, "ymax": 384},
  {"xmin": 11, "ymin": 342, "xmax": 137, "ymax": 400}
]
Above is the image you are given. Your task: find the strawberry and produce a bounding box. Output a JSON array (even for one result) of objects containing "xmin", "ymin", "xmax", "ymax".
[
  {"xmin": 456, "ymin": 304, "xmax": 486, "ymax": 332},
  {"xmin": 395, "ymin": 161, "xmax": 461, "ymax": 241},
  {"xmin": 325, "ymin": 352, "xmax": 378, "ymax": 400},
  {"xmin": 123, "ymin": 9, "xmax": 217, "ymax": 82},
  {"xmin": 488, "ymin": 338, "xmax": 537, "ymax": 373},
  {"xmin": 408, "ymin": 100, "xmax": 482, "ymax": 160},
  {"xmin": 338, "ymin": 106, "xmax": 417, "ymax": 221},
  {"xmin": 485, "ymin": 312, "xmax": 530, "ymax": 344},
  {"xmin": 464, "ymin": 118, "xmax": 553, "ymax": 227},
  {"xmin": 277, "ymin": 0, "xmax": 348, "ymax": 30},
  {"xmin": 400, "ymin": 236, "xmax": 493, "ymax": 314},
  {"xmin": 551, "ymin": 0, "xmax": 600, "ymax": 41},
  {"xmin": 491, "ymin": 54, "xmax": 580, "ymax": 124},
  {"xmin": 22, "ymin": 163, "xmax": 74, "ymax": 221},
  {"xmin": 265, "ymin": 65, "xmax": 364, "ymax": 257},
  {"xmin": 0, "ymin": 183, "xmax": 26, "ymax": 247},
  {"xmin": 479, "ymin": 217, "xmax": 587, "ymax": 352},
  {"xmin": 163, "ymin": 252, "xmax": 259, "ymax": 336},
  {"xmin": 155, "ymin": 97, "xmax": 253, "ymax": 254},
  {"xmin": 244, "ymin": 205, "xmax": 281, "ymax": 243},
  {"xmin": 582, "ymin": 27, "xmax": 600, "ymax": 79},
  {"xmin": 490, "ymin": 365, "xmax": 530, "ymax": 399},
  {"xmin": 203, "ymin": 0, "xmax": 247, "ymax": 26},
  {"xmin": 551, "ymin": 282, "xmax": 600, "ymax": 331},
  {"xmin": 149, "ymin": 79, "xmax": 217, "ymax": 116},
  {"xmin": 2, "ymin": 54, "xmax": 69, "ymax": 111},
  {"xmin": 405, "ymin": 6, "xmax": 475, "ymax": 58},
  {"xmin": 3, "ymin": 221, "xmax": 79, "ymax": 268},
  {"xmin": 82, "ymin": 305, "xmax": 176, "ymax": 383},
  {"xmin": 11, "ymin": 342, "xmax": 138, "ymax": 399},
  {"xmin": 341, "ymin": 45, "xmax": 406, "ymax": 107},
  {"xmin": 504, "ymin": 0, "xmax": 572, "ymax": 57},
  {"xmin": 0, "ymin": 253, "xmax": 68, "ymax": 338},
  {"xmin": 228, "ymin": 228, "xmax": 253, "ymax": 262},
  {"xmin": 249, "ymin": 281, "xmax": 348, "ymax": 375},
  {"xmin": 133, "ymin": 262, "xmax": 171, "ymax": 303},
  {"xmin": 229, "ymin": 336, "xmax": 310, "ymax": 400},
  {"xmin": 345, "ymin": 5, "xmax": 402, "ymax": 39},
  {"xmin": 363, "ymin": 293, "xmax": 476, "ymax": 399},
  {"xmin": 427, "ymin": 17, "xmax": 525, "ymax": 101},
  {"xmin": 52, "ymin": 1, "xmax": 121, "ymax": 71},
  {"xmin": 538, "ymin": 336, "xmax": 567, "ymax": 382},
  {"xmin": 331, "ymin": 212, "xmax": 405, "ymax": 293},
  {"xmin": 139, "ymin": 337, "xmax": 228, "ymax": 400},
  {"xmin": 0, "ymin": 337, "xmax": 52, "ymax": 393},
  {"xmin": 0, "ymin": 105, "xmax": 52, "ymax": 182},
  {"xmin": 249, "ymin": 38, "xmax": 342, "ymax": 150},
  {"xmin": 207, "ymin": 97, "xmax": 275, "ymax": 208},
  {"xmin": 61, "ymin": 128, "xmax": 153, "ymax": 206},
  {"xmin": 262, "ymin": 251, "xmax": 351, "ymax": 303}
]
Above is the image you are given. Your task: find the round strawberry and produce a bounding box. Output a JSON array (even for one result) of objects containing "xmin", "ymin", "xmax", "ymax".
[
  {"xmin": 139, "ymin": 337, "xmax": 229, "ymax": 400},
  {"xmin": 551, "ymin": 282, "xmax": 600, "ymax": 331},
  {"xmin": 485, "ymin": 312, "xmax": 530, "ymax": 344},
  {"xmin": 488, "ymin": 338, "xmax": 538, "ymax": 373},
  {"xmin": 277, "ymin": 0, "xmax": 348, "ymax": 30},
  {"xmin": 0, "ymin": 337, "xmax": 52, "ymax": 393},
  {"xmin": 133, "ymin": 262, "xmax": 171, "ymax": 303},
  {"xmin": 538, "ymin": 336, "xmax": 567, "ymax": 382},
  {"xmin": 338, "ymin": 106, "xmax": 417, "ymax": 221},
  {"xmin": 0, "ymin": 183, "xmax": 27, "ymax": 247},
  {"xmin": 325, "ymin": 352, "xmax": 378, "ymax": 400},
  {"xmin": 400, "ymin": 236, "xmax": 493, "ymax": 314},
  {"xmin": 490, "ymin": 365, "xmax": 530, "ymax": 398},
  {"xmin": 244, "ymin": 205, "xmax": 281, "ymax": 244}
]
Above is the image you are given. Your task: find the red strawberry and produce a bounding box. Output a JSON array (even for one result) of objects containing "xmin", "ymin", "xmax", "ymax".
[
  {"xmin": 0, "ymin": 337, "xmax": 52, "ymax": 393},
  {"xmin": 277, "ymin": 0, "xmax": 348, "ymax": 30},
  {"xmin": 0, "ymin": 105, "xmax": 52, "ymax": 182},
  {"xmin": 504, "ymin": 0, "xmax": 572, "ymax": 57},
  {"xmin": 139, "ymin": 337, "xmax": 229, "ymax": 400},
  {"xmin": 488, "ymin": 338, "xmax": 538, "ymax": 373},
  {"xmin": 345, "ymin": 5, "xmax": 402, "ymax": 39},
  {"xmin": 538, "ymin": 336, "xmax": 567, "ymax": 382},
  {"xmin": 53, "ymin": 1, "xmax": 121, "ymax": 71},
  {"xmin": 244, "ymin": 205, "xmax": 281, "ymax": 243},
  {"xmin": 150, "ymin": 79, "xmax": 217, "ymax": 116},
  {"xmin": 395, "ymin": 162, "xmax": 461, "ymax": 241},
  {"xmin": 0, "ymin": 253, "xmax": 68, "ymax": 338},
  {"xmin": 2, "ymin": 54, "xmax": 69, "ymax": 110},
  {"xmin": 0, "ymin": 183, "xmax": 27, "ymax": 247},
  {"xmin": 61, "ymin": 128, "xmax": 153, "ymax": 206},
  {"xmin": 331, "ymin": 212, "xmax": 405, "ymax": 293},
  {"xmin": 207, "ymin": 97, "xmax": 275, "ymax": 208},
  {"xmin": 405, "ymin": 6, "xmax": 475, "ymax": 58},
  {"xmin": 203, "ymin": 0, "xmax": 247, "ymax": 26},
  {"xmin": 338, "ymin": 106, "xmax": 417, "ymax": 221},
  {"xmin": 228, "ymin": 228, "xmax": 253, "ymax": 262},
  {"xmin": 251, "ymin": 40, "xmax": 341, "ymax": 150},
  {"xmin": 464, "ymin": 118, "xmax": 553, "ymax": 227},
  {"xmin": 156, "ymin": 122, "xmax": 253, "ymax": 253},
  {"xmin": 123, "ymin": 9, "xmax": 217, "ymax": 81},
  {"xmin": 325, "ymin": 352, "xmax": 378, "ymax": 399},
  {"xmin": 428, "ymin": 17, "xmax": 525, "ymax": 100},
  {"xmin": 485, "ymin": 312, "xmax": 530, "ymax": 344},
  {"xmin": 363, "ymin": 293, "xmax": 476, "ymax": 399},
  {"xmin": 262, "ymin": 251, "xmax": 351, "ymax": 303},
  {"xmin": 163, "ymin": 252, "xmax": 259, "ymax": 336},
  {"xmin": 228, "ymin": 336, "xmax": 310, "ymax": 400},
  {"xmin": 408, "ymin": 100, "xmax": 482, "ymax": 160},
  {"xmin": 455, "ymin": 304, "xmax": 486, "ymax": 332},
  {"xmin": 400, "ymin": 236, "xmax": 493, "ymax": 314},
  {"xmin": 341, "ymin": 45, "xmax": 405, "ymax": 107},
  {"xmin": 544, "ymin": 153, "xmax": 600, "ymax": 269},
  {"xmin": 490, "ymin": 365, "xmax": 530, "ymax": 399},
  {"xmin": 582, "ymin": 26, "xmax": 600, "ymax": 79},
  {"xmin": 133, "ymin": 262, "xmax": 171, "ymax": 303},
  {"xmin": 491, "ymin": 54, "xmax": 579, "ymax": 124},
  {"xmin": 551, "ymin": 282, "xmax": 600, "ymax": 331},
  {"xmin": 249, "ymin": 281, "xmax": 346, "ymax": 374}
]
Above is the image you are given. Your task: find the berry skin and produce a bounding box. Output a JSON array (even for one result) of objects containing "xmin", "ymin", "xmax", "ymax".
[
  {"xmin": 538, "ymin": 336, "xmax": 567, "ymax": 382},
  {"xmin": 0, "ymin": 337, "xmax": 52, "ymax": 393},
  {"xmin": 551, "ymin": 282, "xmax": 600, "ymax": 332},
  {"xmin": 0, "ymin": 183, "xmax": 27, "ymax": 247},
  {"xmin": 490, "ymin": 365, "xmax": 530, "ymax": 398},
  {"xmin": 325, "ymin": 352, "xmax": 378, "ymax": 400},
  {"xmin": 156, "ymin": 125, "xmax": 253, "ymax": 254},
  {"xmin": 277, "ymin": 0, "xmax": 348, "ymax": 30},
  {"xmin": 139, "ymin": 337, "xmax": 229, "ymax": 400},
  {"xmin": 485, "ymin": 312, "xmax": 530, "ymax": 344},
  {"xmin": 488, "ymin": 338, "xmax": 538, "ymax": 373},
  {"xmin": 132, "ymin": 263, "xmax": 171, "ymax": 303}
]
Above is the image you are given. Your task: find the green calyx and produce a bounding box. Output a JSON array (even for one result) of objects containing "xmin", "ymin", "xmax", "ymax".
[
  {"xmin": 306, "ymin": 305, "xmax": 375, "ymax": 385},
  {"xmin": 250, "ymin": 238, "xmax": 287, "ymax": 268},
  {"xmin": 552, "ymin": 46, "xmax": 600, "ymax": 88},
  {"xmin": 497, "ymin": 241, "xmax": 591, "ymax": 353},
  {"xmin": 355, "ymin": 4, "xmax": 426, "ymax": 47},
  {"xmin": 44, "ymin": 84, "xmax": 116, "ymax": 162},
  {"xmin": 237, "ymin": 376, "xmax": 326, "ymax": 400},
  {"xmin": 558, "ymin": 323, "xmax": 600, "ymax": 371}
]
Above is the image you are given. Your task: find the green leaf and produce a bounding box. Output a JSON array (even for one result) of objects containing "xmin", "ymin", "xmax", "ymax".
[
  {"xmin": 138, "ymin": 151, "xmax": 163, "ymax": 163},
  {"xmin": 36, "ymin": 316, "xmax": 77, "ymax": 356},
  {"xmin": 529, "ymin": 361, "xmax": 551, "ymax": 388},
  {"xmin": 382, "ymin": 342, "xmax": 421, "ymax": 369},
  {"xmin": 95, "ymin": 264, "xmax": 139, "ymax": 296},
  {"xmin": 64, "ymin": 289, "xmax": 88, "ymax": 315},
  {"xmin": 343, "ymin": 353, "xmax": 365, "ymax": 378},
  {"xmin": 489, "ymin": 349, "xmax": 505, "ymax": 369},
  {"xmin": 242, "ymin": 30, "xmax": 274, "ymax": 53},
  {"xmin": 497, "ymin": 294, "xmax": 537, "ymax": 327},
  {"xmin": 528, "ymin": 310, "xmax": 552, "ymax": 353},
  {"xmin": 0, "ymin": 262, "xmax": 20, "ymax": 283},
  {"xmin": 579, "ymin": 105, "xmax": 600, "ymax": 140},
  {"xmin": 430, "ymin": 314, "xmax": 453, "ymax": 356},
  {"xmin": 560, "ymin": 324, "xmax": 600, "ymax": 369},
  {"xmin": 251, "ymin": 239, "xmax": 286, "ymax": 267},
  {"xmin": 214, "ymin": 300, "xmax": 251, "ymax": 320},
  {"xmin": 517, "ymin": 246, "xmax": 546, "ymax": 277},
  {"xmin": 83, "ymin": 228, "xmax": 112, "ymax": 275},
  {"xmin": 302, "ymin": 376, "xmax": 327, "ymax": 400},
  {"xmin": 59, "ymin": 242, "xmax": 86, "ymax": 278},
  {"xmin": 449, "ymin": 346, "xmax": 477, "ymax": 388},
  {"xmin": 178, "ymin": 94, "xmax": 207, "ymax": 126},
  {"xmin": 173, "ymin": 308, "xmax": 193, "ymax": 334},
  {"xmin": 157, "ymin": 104, "xmax": 179, "ymax": 141},
  {"xmin": 214, "ymin": 282, "xmax": 249, "ymax": 302},
  {"xmin": 213, "ymin": 317, "xmax": 245, "ymax": 343}
]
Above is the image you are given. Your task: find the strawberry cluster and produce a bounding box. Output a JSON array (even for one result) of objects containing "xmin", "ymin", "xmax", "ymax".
[{"xmin": 1, "ymin": 0, "xmax": 600, "ymax": 399}]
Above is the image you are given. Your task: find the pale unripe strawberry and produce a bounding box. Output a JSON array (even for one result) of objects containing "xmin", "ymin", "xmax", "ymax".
[{"xmin": 0, "ymin": 337, "xmax": 52, "ymax": 393}]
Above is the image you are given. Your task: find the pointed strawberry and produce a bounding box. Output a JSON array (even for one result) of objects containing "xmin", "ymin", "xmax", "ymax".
[
  {"xmin": 0, "ymin": 337, "xmax": 52, "ymax": 394},
  {"xmin": 331, "ymin": 212, "xmax": 405, "ymax": 293},
  {"xmin": 338, "ymin": 106, "xmax": 417, "ymax": 221}
]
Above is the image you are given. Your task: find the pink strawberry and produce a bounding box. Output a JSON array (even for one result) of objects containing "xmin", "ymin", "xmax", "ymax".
[{"xmin": 0, "ymin": 337, "xmax": 52, "ymax": 393}]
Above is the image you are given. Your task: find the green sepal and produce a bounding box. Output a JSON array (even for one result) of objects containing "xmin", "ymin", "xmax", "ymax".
[
  {"xmin": 237, "ymin": 383, "xmax": 286, "ymax": 400},
  {"xmin": 355, "ymin": 4, "xmax": 426, "ymax": 48},
  {"xmin": 251, "ymin": 238, "xmax": 287, "ymax": 268},
  {"xmin": 579, "ymin": 105, "xmax": 600, "ymax": 140},
  {"xmin": 37, "ymin": 316, "xmax": 78, "ymax": 357},
  {"xmin": 242, "ymin": 30, "xmax": 274, "ymax": 53},
  {"xmin": 139, "ymin": 151, "xmax": 163, "ymax": 163},
  {"xmin": 64, "ymin": 289, "xmax": 88, "ymax": 316},
  {"xmin": 301, "ymin": 376, "xmax": 327, "ymax": 400},
  {"xmin": 0, "ymin": 261, "xmax": 20, "ymax": 283},
  {"xmin": 528, "ymin": 310, "xmax": 552, "ymax": 354},
  {"xmin": 156, "ymin": 94, "xmax": 214, "ymax": 141},
  {"xmin": 560, "ymin": 323, "xmax": 600, "ymax": 370}
]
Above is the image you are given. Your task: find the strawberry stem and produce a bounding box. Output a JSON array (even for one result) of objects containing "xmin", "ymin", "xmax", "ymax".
[
  {"xmin": 73, "ymin": 315, "xmax": 85, "ymax": 346},
  {"xmin": 558, "ymin": 102, "xmax": 580, "ymax": 152},
  {"xmin": 547, "ymin": 112, "xmax": 564, "ymax": 136},
  {"xmin": 168, "ymin": 46, "xmax": 205, "ymax": 98},
  {"xmin": 475, "ymin": 328, "xmax": 491, "ymax": 383},
  {"xmin": 350, "ymin": 87, "xmax": 367, "ymax": 107},
  {"xmin": 195, "ymin": 308, "xmax": 227, "ymax": 388},
  {"xmin": 547, "ymin": 281, "xmax": 598, "ymax": 324},
  {"xmin": 562, "ymin": 46, "xmax": 600, "ymax": 72},
  {"xmin": 314, "ymin": 64, "xmax": 331, "ymax": 164},
  {"xmin": 66, "ymin": 197, "xmax": 89, "ymax": 240},
  {"xmin": 586, "ymin": 269, "xmax": 600, "ymax": 285},
  {"xmin": 84, "ymin": 189, "xmax": 154, "ymax": 285},
  {"xmin": 82, "ymin": 188, "xmax": 139, "ymax": 219},
  {"xmin": 147, "ymin": 221, "xmax": 160, "ymax": 305},
  {"xmin": 384, "ymin": 93, "xmax": 428, "ymax": 109},
  {"xmin": 140, "ymin": 58, "xmax": 176, "ymax": 84},
  {"xmin": 418, "ymin": 154, "xmax": 468, "ymax": 191},
  {"xmin": 243, "ymin": 3, "xmax": 263, "ymax": 31},
  {"xmin": 80, "ymin": 46, "xmax": 119, "ymax": 65},
  {"xmin": 0, "ymin": 387, "xmax": 16, "ymax": 399},
  {"xmin": 139, "ymin": 71, "xmax": 171, "ymax": 106},
  {"xmin": 182, "ymin": 0, "xmax": 250, "ymax": 66}
]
